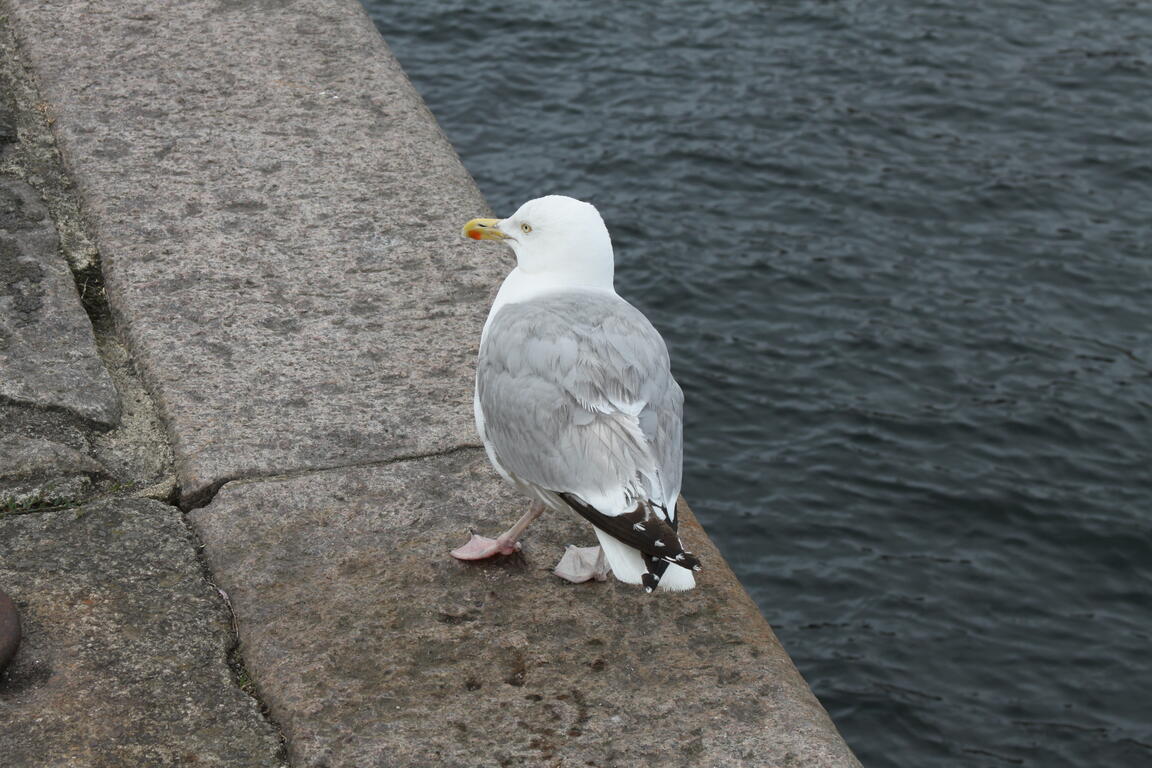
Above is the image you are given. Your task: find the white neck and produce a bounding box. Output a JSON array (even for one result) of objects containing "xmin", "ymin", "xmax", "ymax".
[{"xmin": 482, "ymin": 267, "xmax": 617, "ymax": 341}]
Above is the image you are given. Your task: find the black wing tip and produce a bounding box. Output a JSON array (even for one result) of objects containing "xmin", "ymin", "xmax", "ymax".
[
  {"xmin": 557, "ymin": 492, "xmax": 703, "ymax": 587},
  {"xmin": 642, "ymin": 563, "xmax": 663, "ymax": 594},
  {"xmin": 560, "ymin": 493, "xmax": 691, "ymax": 557}
]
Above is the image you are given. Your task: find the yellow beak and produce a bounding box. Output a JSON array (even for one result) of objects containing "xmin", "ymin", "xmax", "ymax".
[{"xmin": 462, "ymin": 217, "xmax": 507, "ymax": 241}]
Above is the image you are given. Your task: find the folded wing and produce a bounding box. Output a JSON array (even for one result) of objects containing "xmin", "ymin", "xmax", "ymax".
[{"xmin": 477, "ymin": 289, "xmax": 697, "ymax": 589}]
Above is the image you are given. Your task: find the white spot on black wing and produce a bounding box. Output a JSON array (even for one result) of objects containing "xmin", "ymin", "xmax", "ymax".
[
  {"xmin": 557, "ymin": 493, "xmax": 703, "ymax": 580},
  {"xmin": 642, "ymin": 555, "xmax": 669, "ymax": 594}
]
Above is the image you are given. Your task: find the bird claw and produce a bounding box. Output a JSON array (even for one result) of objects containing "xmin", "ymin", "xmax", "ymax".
[{"xmin": 450, "ymin": 533, "xmax": 522, "ymax": 560}]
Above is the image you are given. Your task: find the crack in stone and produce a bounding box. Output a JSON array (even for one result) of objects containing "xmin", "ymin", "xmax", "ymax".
[
  {"xmin": 182, "ymin": 442, "xmax": 486, "ymax": 512},
  {"xmin": 0, "ymin": 14, "xmax": 173, "ymax": 505},
  {"xmin": 0, "ymin": 476, "xmax": 176, "ymax": 518},
  {"xmin": 0, "ymin": 24, "xmax": 279, "ymax": 760},
  {"xmin": 182, "ymin": 513, "xmax": 291, "ymax": 768},
  {"xmin": 0, "ymin": 391, "xmax": 115, "ymax": 432}
]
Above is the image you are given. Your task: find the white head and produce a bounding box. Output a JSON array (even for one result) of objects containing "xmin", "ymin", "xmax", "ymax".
[{"xmin": 462, "ymin": 195, "xmax": 614, "ymax": 289}]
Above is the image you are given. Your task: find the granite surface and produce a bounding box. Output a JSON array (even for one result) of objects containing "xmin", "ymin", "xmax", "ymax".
[
  {"xmin": 192, "ymin": 451, "xmax": 861, "ymax": 768},
  {"xmin": 0, "ymin": 177, "xmax": 119, "ymax": 427},
  {"xmin": 0, "ymin": 499, "xmax": 284, "ymax": 767},
  {"xmin": 3, "ymin": 0, "xmax": 506, "ymax": 506},
  {"xmin": 0, "ymin": 15, "xmax": 173, "ymax": 508},
  {"xmin": 0, "ymin": 433, "xmax": 108, "ymax": 505}
]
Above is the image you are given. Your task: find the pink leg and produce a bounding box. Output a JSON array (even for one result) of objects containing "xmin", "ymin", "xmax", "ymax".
[{"xmin": 451, "ymin": 502, "xmax": 545, "ymax": 560}]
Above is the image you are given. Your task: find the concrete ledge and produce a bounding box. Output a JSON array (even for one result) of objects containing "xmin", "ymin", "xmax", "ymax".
[
  {"xmin": 0, "ymin": 500, "xmax": 282, "ymax": 766},
  {"xmin": 0, "ymin": 176, "xmax": 119, "ymax": 427},
  {"xmin": 4, "ymin": 0, "xmax": 503, "ymax": 507},
  {"xmin": 191, "ymin": 451, "xmax": 859, "ymax": 767},
  {"xmin": 5, "ymin": 0, "xmax": 860, "ymax": 764}
]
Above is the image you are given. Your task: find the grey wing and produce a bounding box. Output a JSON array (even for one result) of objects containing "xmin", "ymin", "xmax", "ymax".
[{"xmin": 477, "ymin": 291, "xmax": 683, "ymax": 521}]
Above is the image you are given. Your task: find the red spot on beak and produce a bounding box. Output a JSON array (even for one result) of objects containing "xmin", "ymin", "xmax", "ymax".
[{"xmin": 467, "ymin": 228, "xmax": 483, "ymax": 240}]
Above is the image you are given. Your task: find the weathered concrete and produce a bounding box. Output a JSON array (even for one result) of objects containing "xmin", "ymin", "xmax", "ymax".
[
  {"xmin": 0, "ymin": 12, "xmax": 178, "ymax": 509},
  {"xmin": 0, "ymin": 433, "xmax": 108, "ymax": 505},
  {"xmin": 0, "ymin": 176, "xmax": 119, "ymax": 427},
  {"xmin": 0, "ymin": 16, "xmax": 279, "ymax": 764},
  {"xmin": 0, "ymin": 499, "xmax": 284, "ymax": 767},
  {"xmin": 191, "ymin": 451, "xmax": 860, "ymax": 768},
  {"xmin": 0, "ymin": 16, "xmax": 99, "ymax": 275},
  {"xmin": 3, "ymin": 0, "xmax": 505, "ymax": 506}
]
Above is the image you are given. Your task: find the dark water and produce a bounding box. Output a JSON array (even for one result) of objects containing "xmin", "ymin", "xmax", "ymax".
[{"xmin": 364, "ymin": 1, "xmax": 1152, "ymax": 765}]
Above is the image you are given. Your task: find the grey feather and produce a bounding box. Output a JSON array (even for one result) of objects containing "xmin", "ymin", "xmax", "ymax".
[{"xmin": 477, "ymin": 289, "xmax": 683, "ymax": 520}]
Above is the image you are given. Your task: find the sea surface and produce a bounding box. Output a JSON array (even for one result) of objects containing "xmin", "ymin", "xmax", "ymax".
[{"xmin": 363, "ymin": 1, "xmax": 1152, "ymax": 765}]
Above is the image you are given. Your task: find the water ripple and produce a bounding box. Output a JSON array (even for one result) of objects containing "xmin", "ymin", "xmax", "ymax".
[{"xmin": 366, "ymin": 1, "xmax": 1152, "ymax": 765}]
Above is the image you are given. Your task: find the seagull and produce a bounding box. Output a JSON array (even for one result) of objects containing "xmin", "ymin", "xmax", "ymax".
[{"xmin": 450, "ymin": 195, "xmax": 700, "ymax": 592}]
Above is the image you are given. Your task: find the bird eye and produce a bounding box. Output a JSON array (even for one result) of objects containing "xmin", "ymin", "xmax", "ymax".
[{"xmin": 521, "ymin": 223, "xmax": 532, "ymax": 234}]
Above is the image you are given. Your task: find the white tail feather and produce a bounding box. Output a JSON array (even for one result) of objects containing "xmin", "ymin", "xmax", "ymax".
[
  {"xmin": 656, "ymin": 561, "xmax": 697, "ymax": 592},
  {"xmin": 592, "ymin": 527, "xmax": 696, "ymax": 592},
  {"xmin": 592, "ymin": 527, "xmax": 645, "ymax": 583}
]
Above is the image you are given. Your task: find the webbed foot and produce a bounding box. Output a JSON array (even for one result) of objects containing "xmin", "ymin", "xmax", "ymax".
[
  {"xmin": 553, "ymin": 545, "xmax": 611, "ymax": 583},
  {"xmin": 450, "ymin": 532, "xmax": 522, "ymax": 560}
]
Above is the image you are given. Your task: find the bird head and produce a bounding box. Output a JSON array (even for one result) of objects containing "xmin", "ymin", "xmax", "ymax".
[{"xmin": 462, "ymin": 195, "xmax": 615, "ymax": 288}]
